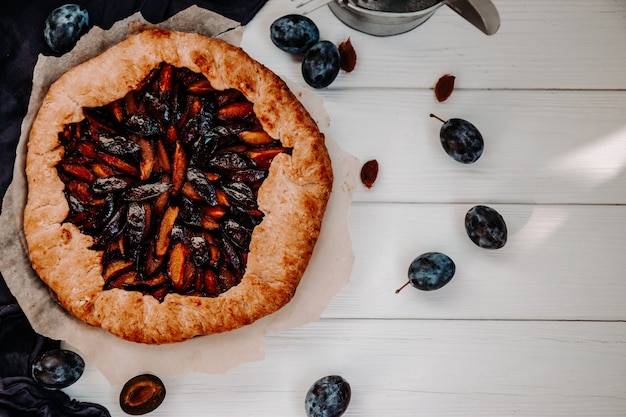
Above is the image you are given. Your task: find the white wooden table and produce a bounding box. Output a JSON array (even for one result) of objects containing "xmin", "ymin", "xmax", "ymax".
[{"xmin": 66, "ymin": 1, "xmax": 626, "ymax": 415}]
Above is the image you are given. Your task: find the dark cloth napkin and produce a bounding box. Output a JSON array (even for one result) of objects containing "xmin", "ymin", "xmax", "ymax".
[{"xmin": 0, "ymin": 1, "xmax": 268, "ymax": 416}]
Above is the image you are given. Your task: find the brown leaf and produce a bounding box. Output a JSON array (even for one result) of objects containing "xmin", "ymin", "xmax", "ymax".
[
  {"xmin": 435, "ymin": 74, "xmax": 456, "ymax": 102},
  {"xmin": 338, "ymin": 37, "xmax": 357, "ymax": 73},
  {"xmin": 360, "ymin": 159, "xmax": 379, "ymax": 188}
]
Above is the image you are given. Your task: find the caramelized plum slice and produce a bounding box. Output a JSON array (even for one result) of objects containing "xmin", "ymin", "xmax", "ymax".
[{"xmin": 221, "ymin": 181, "xmax": 256, "ymax": 208}]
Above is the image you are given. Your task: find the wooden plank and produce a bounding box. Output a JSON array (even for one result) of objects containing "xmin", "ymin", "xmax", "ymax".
[
  {"xmin": 65, "ymin": 320, "xmax": 626, "ymax": 416},
  {"xmin": 321, "ymin": 203, "xmax": 626, "ymax": 320},
  {"xmin": 318, "ymin": 89, "xmax": 626, "ymax": 205},
  {"xmin": 242, "ymin": 0, "xmax": 626, "ymax": 90}
]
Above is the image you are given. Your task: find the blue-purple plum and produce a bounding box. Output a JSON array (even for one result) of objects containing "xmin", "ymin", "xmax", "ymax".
[
  {"xmin": 465, "ymin": 205, "xmax": 507, "ymax": 249},
  {"xmin": 305, "ymin": 375, "xmax": 351, "ymax": 417},
  {"xmin": 302, "ymin": 41, "xmax": 340, "ymax": 89},
  {"xmin": 397, "ymin": 252, "xmax": 456, "ymax": 292},
  {"xmin": 32, "ymin": 349, "xmax": 85, "ymax": 389},
  {"xmin": 270, "ymin": 14, "xmax": 320, "ymax": 54},
  {"xmin": 431, "ymin": 114, "xmax": 484, "ymax": 164},
  {"xmin": 44, "ymin": 4, "xmax": 90, "ymax": 54}
]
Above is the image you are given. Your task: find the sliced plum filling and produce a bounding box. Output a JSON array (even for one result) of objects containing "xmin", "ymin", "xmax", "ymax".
[{"xmin": 57, "ymin": 62, "xmax": 291, "ymax": 301}]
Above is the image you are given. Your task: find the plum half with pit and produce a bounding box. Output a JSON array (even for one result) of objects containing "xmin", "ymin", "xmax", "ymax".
[
  {"xmin": 120, "ymin": 374, "xmax": 166, "ymax": 415},
  {"xmin": 43, "ymin": 4, "xmax": 90, "ymax": 54}
]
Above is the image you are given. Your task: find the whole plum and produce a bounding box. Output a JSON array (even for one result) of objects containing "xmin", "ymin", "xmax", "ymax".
[
  {"xmin": 31, "ymin": 349, "xmax": 85, "ymax": 389},
  {"xmin": 397, "ymin": 252, "xmax": 456, "ymax": 292},
  {"xmin": 465, "ymin": 205, "xmax": 507, "ymax": 249},
  {"xmin": 43, "ymin": 4, "xmax": 90, "ymax": 54},
  {"xmin": 270, "ymin": 14, "xmax": 320, "ymax": 54},
  {"xmin": 305, "ymin": 375, "xmax": 351, "ymax": 417},
  {"xmin": 430, "ymin": 114, "xmax": 484, "ymax": 164},
  {"xmin": 302, "ymin": 41, "xmax": 340, "ymax": 89}
]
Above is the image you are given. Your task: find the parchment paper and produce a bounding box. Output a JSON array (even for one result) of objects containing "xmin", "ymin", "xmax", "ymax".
[{"xmin": 0, "ymin": 7, "xmax": 358, "ymax": 385}]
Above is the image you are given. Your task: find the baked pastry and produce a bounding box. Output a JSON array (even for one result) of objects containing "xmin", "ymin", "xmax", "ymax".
[{"xmin": 23, "ymin": 29, "xmax": 333, "ymax": 344}]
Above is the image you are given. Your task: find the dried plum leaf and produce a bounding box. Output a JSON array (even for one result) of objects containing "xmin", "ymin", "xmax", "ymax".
[
  {"xmin": 435, "ymin": 74, "xmax": 456, "ymax": 102},
  {"xmin": 360, "ymin": 159, "xmax": 379, "ymax": 188},
  {"xmin": 338, "ymin": 37, "xmax": 357, "ymax": 73}
]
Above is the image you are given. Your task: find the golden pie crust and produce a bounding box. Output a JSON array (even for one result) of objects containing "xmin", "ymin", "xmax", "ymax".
[{"xmin": 23, "ymin": 29, "xmax": 333, "ymax": 344}]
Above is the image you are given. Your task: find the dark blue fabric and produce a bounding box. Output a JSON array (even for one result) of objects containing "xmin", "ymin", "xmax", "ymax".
[
  {"xmin": 0, "ymin": 2, "xmax": 268, "ymax": 415},
  {"xmin": 0, "ymin": 281, "xmax": 110, "ymax": 417}
]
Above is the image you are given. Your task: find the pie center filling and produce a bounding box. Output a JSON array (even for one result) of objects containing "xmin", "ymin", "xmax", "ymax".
[{"xmin": 57, "ymin": 62, "xmax": 291, "ymax": 302}]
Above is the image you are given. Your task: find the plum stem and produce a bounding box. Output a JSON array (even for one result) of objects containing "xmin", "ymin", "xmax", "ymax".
[
  {"xmin": 395, "ymin": 281, "xmax": 410, "ymax": 294},
  {"xmin": 429, "ymin": 113, "xmax": 446, "ymax": 123}
]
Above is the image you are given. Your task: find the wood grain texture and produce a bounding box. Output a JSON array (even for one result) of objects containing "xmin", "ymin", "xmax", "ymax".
[
  {"xmin": 66, "ymin": 320, "xmax": 626, "ymax": 416},
  {"xmin": 320, "ymin": 89, "xmax": 626, "ymax": 204},
  {"xmin": 326, "ymin": 203, "xmax": 626, "ymax": 320}
]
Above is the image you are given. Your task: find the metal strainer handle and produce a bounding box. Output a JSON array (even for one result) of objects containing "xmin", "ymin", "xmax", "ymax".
[{"xmin": 444, "ymin": 0, "xmax": 500, "ymax": 35}]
